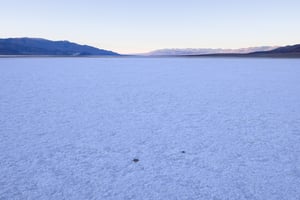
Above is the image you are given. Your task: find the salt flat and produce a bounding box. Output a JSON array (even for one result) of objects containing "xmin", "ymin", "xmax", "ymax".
[{"xmin": 0, "ymin": 57, "xmax": 300, "ymax": 199}]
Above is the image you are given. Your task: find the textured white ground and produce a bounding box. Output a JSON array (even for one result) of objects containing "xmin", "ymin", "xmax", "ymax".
[{"xmin": 0, "ymin": 58, "xmax": 300, "ymax": 200}]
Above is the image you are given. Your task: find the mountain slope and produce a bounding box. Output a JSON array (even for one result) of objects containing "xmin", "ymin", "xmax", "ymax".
[
  {"xmin": 0, "ymin": 38, "xmax": 119, "ymax": 56},
  {"xmin": 249, "ymin": 44, "xmax": 300, "ymax": 57}
]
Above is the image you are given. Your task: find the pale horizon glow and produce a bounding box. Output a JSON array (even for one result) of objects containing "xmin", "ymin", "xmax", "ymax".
[{"xmin": 1, "ymin": 0, "xmax": 300, "ymax": 54}]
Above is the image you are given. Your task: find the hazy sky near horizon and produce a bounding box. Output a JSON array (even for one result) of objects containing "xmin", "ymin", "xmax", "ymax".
[{"xmin": 1, "ymin": 0, "xmax": 300, "ymax": 53}]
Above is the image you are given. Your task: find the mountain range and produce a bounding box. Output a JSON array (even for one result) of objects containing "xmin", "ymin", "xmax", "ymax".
[
  {"xmin": 143, "ymin": 46, "xmax": 278, "ymax": 56},
  {"xmin": 144, "ymin": 45, "xmax": 300, "ymax": 57},
  {"xmin": 0, "ymin": 37, "xmax": 299, "ymax": 57},
  {"xmin": 0, "ymin": 38, "xmax": 119, "ymax": 56}
]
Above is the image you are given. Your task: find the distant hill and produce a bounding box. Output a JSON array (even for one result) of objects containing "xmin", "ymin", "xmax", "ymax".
[
  {"xmin": 249, "ymin": 44, "xmax": 300, "ymax": 57},
  {"xmin": 145, "ymin": 44, "xmax": 300, "ymax": 58},
  {"xmin": 143, "ymin": 46, "xmax": 277, "ymax": 56},
  {"xmin": 0, "ymin": 38, "xmax": 119, "ymax": 56}
]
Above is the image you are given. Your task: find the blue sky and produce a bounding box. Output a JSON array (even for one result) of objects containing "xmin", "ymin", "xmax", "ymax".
[{"xmin": 1, "ymin": 0, "xmax": 300, "ymax": 53}]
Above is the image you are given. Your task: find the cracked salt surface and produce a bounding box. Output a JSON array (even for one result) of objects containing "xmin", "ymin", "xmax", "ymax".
[{"xmin": 0, "ymin": 57, "xmax": 300, "ymax": 199}]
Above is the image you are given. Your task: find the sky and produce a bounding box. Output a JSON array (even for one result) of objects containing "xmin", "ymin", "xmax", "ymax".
[{"xmin": 1, "ymin": 0, "xmax": 300, "ymax": 54}]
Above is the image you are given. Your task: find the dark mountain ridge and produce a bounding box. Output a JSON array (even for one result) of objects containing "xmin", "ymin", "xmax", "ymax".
[
  {"xmin": 0, "ymin": 38, "xmax": 119, "ymax": 56},
  {"xmin": 248, "ymin": 44, "xmax": 300, "ymax": 57}
]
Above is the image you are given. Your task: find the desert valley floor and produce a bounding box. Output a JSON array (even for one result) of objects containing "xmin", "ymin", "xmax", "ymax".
[{"xmin": 0, "ymin": 57, "xmax": 300, "ymax": 199}]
